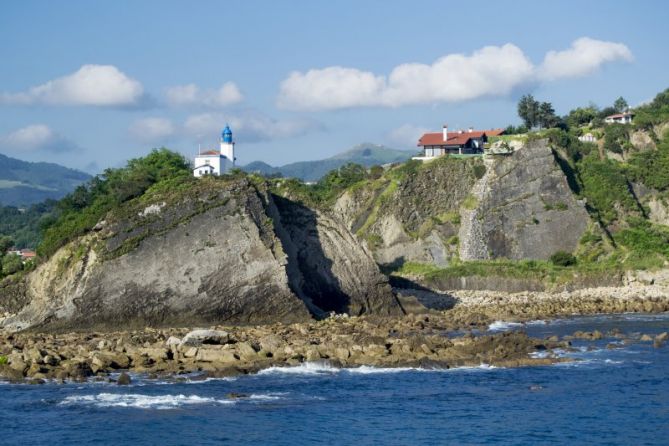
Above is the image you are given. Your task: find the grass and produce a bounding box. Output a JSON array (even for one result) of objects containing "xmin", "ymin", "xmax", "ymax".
[
  {"xmin": 489, "ymin": 134, "xmax": 529, "ymax": 144},
  {"xmin": 391, "ymin": 254, "xmax": 664, "ymax": 287},
  {"xmin": 462, "ymin": 195, "xmax": 479, "ymax": 210},
  {"xmin": 436, "ymin": 211, "xmax": 461, "ymax": 225},
  {"xmin": 356, "ymin": 180, "xmax": 398, "ymax": 236},
  {"xmin": 0, "ymin": 355, "xmax": 8, "ymax": 365}
]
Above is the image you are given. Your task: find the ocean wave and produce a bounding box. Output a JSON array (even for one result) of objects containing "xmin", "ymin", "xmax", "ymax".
[
  {"xmin": 59, "ymin": 393, "xmax": 235, "ymax": 410},
  {"xmin": 249, "ymin": 393, "xmax": 286, "ymax": 401},
  {"xmin": 257, "ymin": 361, "xmax": 498, "ymax": 376},
  {"xmin": 525, "ymin": 319, "xmax": 548, "ymax": 326},
  {"xmin": 488, "ymin": 321, "xmax": 524, "ymax": 331},
  {"xmin": 257, "ymin": 361, "xmax": 340, "ymax": 376},
  {"xmin": 344, "ymin": 366, "xmax": 423, "ymax": 374}
]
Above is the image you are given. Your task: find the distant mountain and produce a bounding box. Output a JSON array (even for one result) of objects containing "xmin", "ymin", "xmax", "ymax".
[
  {"xmin": 243, "ymin": 143, "xmax": 415, "ymax": 182},
  {"xmin": 0, "ymin": 153, "xmax": 91, "ymax": 206}
]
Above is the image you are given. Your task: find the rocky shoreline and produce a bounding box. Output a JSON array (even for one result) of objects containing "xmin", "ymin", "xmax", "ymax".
[
  {"xmin": 0, "ymin": 313, "xmax": 568, "ymax": 384},
  {"xmin": 1, "ymin": 285, "xmax": 668, "ymax": 384},
  {"xmin": 399, "ymin": 284, "xmax": 669, "ymax": 323}
]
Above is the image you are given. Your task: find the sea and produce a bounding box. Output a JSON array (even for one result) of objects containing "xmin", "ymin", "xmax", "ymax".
[{"xmin": 1, "ymin": 313, "xmax": 668, "ymax": 445}]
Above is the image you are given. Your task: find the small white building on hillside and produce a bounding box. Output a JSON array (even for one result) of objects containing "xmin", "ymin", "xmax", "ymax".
[
  {"xmin": 193, "ymin": 125, "xmax": 236, "ymax": 177},
  {"xmin": 578, "ymin": 133, "xmax": 597, "ymax": 143},
  {"xmin": 604, "ymin": 112, "xmax": 634, "ymax": 125}
]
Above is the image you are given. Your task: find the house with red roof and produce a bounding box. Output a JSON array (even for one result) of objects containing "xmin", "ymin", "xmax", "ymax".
[
  {"xmin": 414, "ymin": 125, "xmax": 505, "ymax": 159},
  {"xmin": 604, "ymin": 112, "xmax": 634, "ymax": 125}
]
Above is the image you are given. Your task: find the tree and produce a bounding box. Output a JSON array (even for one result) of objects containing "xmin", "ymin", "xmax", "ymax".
[
  {"xmin": 598, "ymin": 106, "xmax": 618, "ymax": 120},
  {"xmin": 538, "ymin": 101, "xmax": 559, "ymax": 129},
  {"xmin": 517, "ymin": 94, "xmax": 540, "ymax": 129},
  {"xmin": 613, "ymin": 96, "xmax": 629, "ymax": 113},
  {"xmin": 369, "ymin": 165, "xmax": 384, "ymax": 180},
  {"xmin": 603, "ymin": 124, "xmax": 630, "ymax": 154},
  {"xmin": 566, "ymin": 106, "xmax": 598, "ymax": 128},
  {"xmin": 1, "ymin": 253, "xmax": 23, "ymax": 277},
  {"xmin": 0, "ymin": 236, "xmax": 13, "ymax": 253}
]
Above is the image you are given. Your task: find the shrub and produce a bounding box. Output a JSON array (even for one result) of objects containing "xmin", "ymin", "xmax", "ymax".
[
  {"xmin": 38, "ymin": 149, "xmax": 191, "ymax": 258},
  {"xmin": 550, "ymin": 251, "xmax": 577, "ymax": 266},
  {"xmin": 603, "ymin": 124, "xmax": 629, "ymax": 154},
  {"xmin": 472, "ymin": 164, "xmax": 486, "ymax": 179},
  {"xmin": 626, "ymin": 137, "xmax": 669, "ymax": 191},
  {"xmin": 576, "ymin": 154, "xmax": 637, "ymax": 226},
  {"xmin": 0, "ymin": 355, "xmax": 8, "ymax": 365},
  {"xmin": 369, "ymin": 165, "xmax": 384, "ymax": 180},
  {"xmin": 1, "ymin": 253, "xmax": 23, "ymax": 276}
]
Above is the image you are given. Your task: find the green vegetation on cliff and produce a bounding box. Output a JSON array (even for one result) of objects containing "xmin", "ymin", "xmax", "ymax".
[{"xmin": 38, "ymin": 149, "xmax": 192, "ymax": 258}]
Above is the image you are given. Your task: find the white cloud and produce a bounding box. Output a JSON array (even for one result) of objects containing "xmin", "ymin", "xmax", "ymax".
[
  {"xmin": 278, "ymin": 67, "xmax": 386, "ymax": 111},
  {"xmin": 0, "ymin": 65, "xmax": 144, "ymax": 107},
  {"xmin": 277, "ymin": 38, "xmax": 633, "ymax": 111},
  {"xmin": 387, "ymin": 124, "xmax": 430, "ymax": 148},
  {"xmin": 166, "ymin": 82, "xmax": 243, "ymax": 107},
  {"xmin": 538, "ymin": 37, "xmax": 633, "ymax": 81},
  {"xmin": 129, "ymin": 117, "xmax": 175, "ymax": 143},
  {"xmin": 0, "ymin": 124, "xmax": 80, "ymax": 153},
  {"xmin": 183, "ymin": 111, "xmax": 323, "ymax": 143}
]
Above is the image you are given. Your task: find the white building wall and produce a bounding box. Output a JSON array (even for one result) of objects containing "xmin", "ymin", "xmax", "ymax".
[
  {"xmin": 193, "ymin": 155, "xmax": 222, "ymax": 176},
  {"xmin": 220, "ymin": 141, "xmax": 235, "ymax": 164}
]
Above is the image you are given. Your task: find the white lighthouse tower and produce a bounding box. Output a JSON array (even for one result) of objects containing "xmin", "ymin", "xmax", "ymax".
[
  {"xmin": 220, "ymin": 124, "xmax": 235, "ymax": 164},
  {"xmin": 193, "ymin": 124, "xmax": 236, "ymax": 177}
]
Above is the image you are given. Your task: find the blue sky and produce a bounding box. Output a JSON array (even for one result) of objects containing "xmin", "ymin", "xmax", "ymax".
[{"xmin": 0, "ymin": 0, "xmax": 667, "ymax": 172}]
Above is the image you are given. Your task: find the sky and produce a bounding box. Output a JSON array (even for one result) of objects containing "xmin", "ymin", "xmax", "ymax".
[{"xmin": 0, "ymin": 0, "xmax": 667, "ymax": 173}]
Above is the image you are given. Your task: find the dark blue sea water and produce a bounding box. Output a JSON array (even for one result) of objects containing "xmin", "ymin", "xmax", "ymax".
[{"xmin": 1, "ymin": 313, "xmax": 668, "ymax": 445}]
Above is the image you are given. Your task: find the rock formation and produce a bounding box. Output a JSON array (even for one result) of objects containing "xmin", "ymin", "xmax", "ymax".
[
  {"xmin": 0, "ymin": 178, "xmax": 400, "ymax": 332},
  {"xmin": 336, "ymin": 139, "xmax": 590, "ymax": 266}
]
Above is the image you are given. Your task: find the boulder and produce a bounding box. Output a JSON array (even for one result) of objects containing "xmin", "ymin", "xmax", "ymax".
[
  {"xmin": 165, "ymin": 336, "xmax": 181, "ymax": 347},
  {"xmin": 138, "ymin": 347, "xmax": 169, "ymax": 362},
  {"xmin": 235, "ymin": 342, "xmax": 258, "ymax": 362},
  {"xmin": 195, "ymin": 347, "xmax": 237, "ymax": 363},
  {"xmin": 181, "ymin": 330, "xmax": 230, "ymax": 347},
  {"xmin": 117, "ymin": 372, "xmax": 132, "ymax": 385},
  {"xmin": 0, "ymin": 364, "xmax": 24, "ymax": 381}
]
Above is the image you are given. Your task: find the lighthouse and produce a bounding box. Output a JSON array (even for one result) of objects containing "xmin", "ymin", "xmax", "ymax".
[
  {"xmin": 192, "ymin": 125, "xmax": 236, "ymax": 177},
  {"xmin": 220, "ymin": 125, "xmax": 235, "ymax": 164}
]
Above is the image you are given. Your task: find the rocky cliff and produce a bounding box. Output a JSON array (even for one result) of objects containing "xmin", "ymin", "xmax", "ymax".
[
  {"xmin": 459, "ymin": 140, "xmax": 590, "ymax": 260},
  {"xmin": 0, "ymin": 177, "xmax": 400, "ymax": 331},
  {"xmin": 336, "ymin": 139, "xmax": 590, "ymax": 266}
]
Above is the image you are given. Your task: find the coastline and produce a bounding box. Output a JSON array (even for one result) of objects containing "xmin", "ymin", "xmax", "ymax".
[
  {"xmin": 1, "ymin": 284, "xmax": 668, "ymax": 384},
  {"xmin": 399, "ymin": 284, "xmax": 669, "ymax": 323}
]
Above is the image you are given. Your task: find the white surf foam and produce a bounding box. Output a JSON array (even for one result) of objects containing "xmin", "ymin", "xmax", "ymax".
[
  {"xmin": 249, "ymin": 392, "xmax": 286, "ymax": 401},
  {"xmin": 488, "ymin": 321, "xmax": 524, "ymax": 331},
  {"xmin": 257, "ymin": 361, "xmax": 340, "ymax": 376},
  {"xmin": 525, "ymin": 319, "xmax": 548, "ymax": 326},
  {"xmin": 60, "ymin": 393, "xmax": 235, "ymax": 410},
  {"xmin": 344, "ymin": 366, "xmax": 424, "ymax": 374}
]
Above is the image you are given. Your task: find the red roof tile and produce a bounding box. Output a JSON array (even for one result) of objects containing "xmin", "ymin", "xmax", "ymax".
[
  {"xmin": 417, "ymin": 128, "xmax": 504, "ymax": 146},
  {"xmin": 198, "ymin": 150, "xmax": 221, "ymax": 156}
]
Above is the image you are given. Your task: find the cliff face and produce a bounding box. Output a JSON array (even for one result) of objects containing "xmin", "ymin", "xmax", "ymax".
[
  {"xmin": 459, "ymin": 140, "xmax": 590, "ymax": 260},
  {"xmin": 1, "ymin": 178, "xmax": 399, "ymax": 331},
  {"xmin": 337, "ymin": 139, "xmax": 590, "ymax": 266}
]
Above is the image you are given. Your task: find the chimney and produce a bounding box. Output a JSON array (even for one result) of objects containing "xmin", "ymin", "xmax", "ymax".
[
  {"xmin": 468, "ymin": 126, "xmax": 473, "ymax": 133},
  {"xmin": 442, "ymin": 124, "xmax": 448, "ymax": 141}
]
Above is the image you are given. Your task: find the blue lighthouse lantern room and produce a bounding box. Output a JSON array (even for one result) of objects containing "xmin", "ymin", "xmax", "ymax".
[{"xmin": 222, "ymin": 125, "xmax": 233, "ymax": 143}]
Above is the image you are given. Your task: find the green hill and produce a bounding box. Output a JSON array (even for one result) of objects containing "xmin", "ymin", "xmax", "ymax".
[
  {"xmin": 244, "ymin": 143, "xmax": 414, "ymax": 182},
  {"xmin": 0, "ymin": 153, "xmax": 91, "ymax": 206}
]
